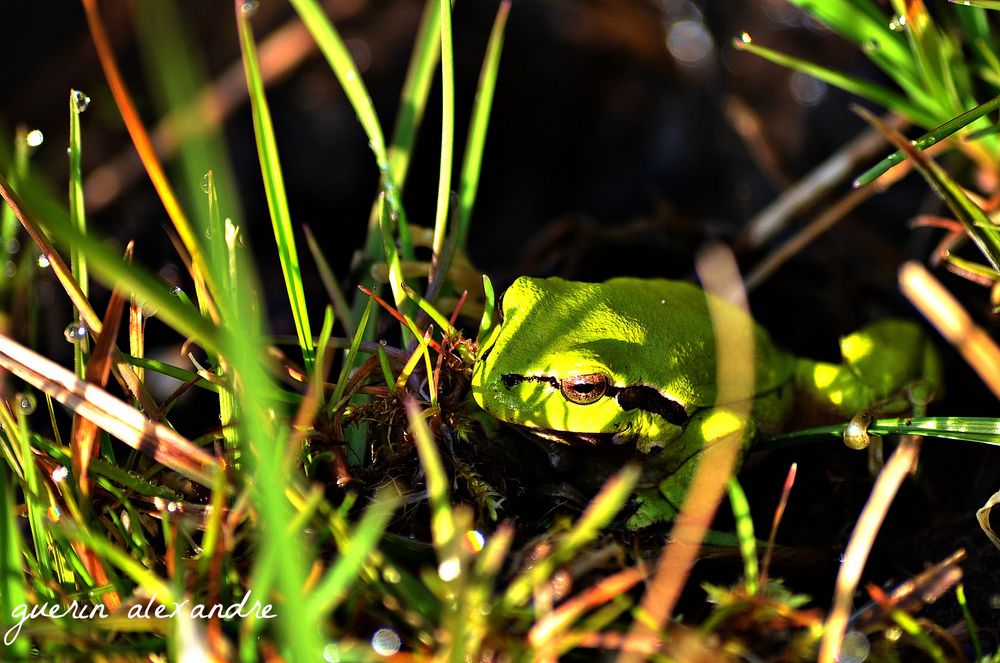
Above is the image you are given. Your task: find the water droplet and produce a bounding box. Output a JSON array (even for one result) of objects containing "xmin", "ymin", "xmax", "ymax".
[
  {"xmin": 739, "ymin": 31, "xmax": 752, "ymax": 44},
  {"xmin": 3, "ymin": 261, "xmax": 15, "ymax": 278},
  {"xmin": 47, "ymin": 506, "xmax": 61, "ymax": 522},
  {"xmin": 240, "ymin": 0, "xmax": 259, "ymax": 16},
  {"xmin": 370, "ymin": 628, "xmax": 401, "ymax": 656},
  {"xmin": 840, "ymin": 630, "xmax": 871, "ymax": 663},
  {"xmin": 862, "ymin": 39, "xmax": 879, "ymax": 54},
  {"xmin": 36, "ymin": 254, "xmax": 50, "ymax": 269},
  {"xmin": 170, "ymin": 286, "xmax": 183, "ymax": 296},
  {"xmin": 25, "ymin": 129, "xmax": 44, "ymax": 147},
  {"xmin": 64, "ymin": 323, "xmax": 88, "ymax": 343},
  {"xmin": 201, "ymin": 172, "xmax": 211, "ymax": 194},
  {"xmin": 462, "ymin": 529, "xmax": 486, "ymax": 554},
  {"xmin": 437, "ymin": 556, "xmax": 461, "ymax": 582},
  {"xmin": 15, "ymin": 392, "xmax": 36, "ymax": 415},
  {"xmin": 889, "ymin": 14, "xmax": 907, "ymax": 31},
  {"xmin": 5, "ymin": 238, "xmax": 19, "ymax": 254},
  {"xmin": 51, "ymin": 466, "xmax": 69, "ymax": 483},
  {"xmin": 72, "ymin": 89, "xmax": 91, "ymax": 113},
  {"xmin": 166, "ymin": 501, "xmax": 179, "ymax": 513},
  {"xmin": 382, "ymin": 566, "xmax": 401, "ymax": 584},
  {"xmin": 322, "ymin": 643, "xmax": 342, "ymax": 663}
]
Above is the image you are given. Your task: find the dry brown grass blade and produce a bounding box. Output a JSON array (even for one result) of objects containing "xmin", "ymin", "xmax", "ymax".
[
  {"xmin": 80, "ymin": 0, "xmax": 220, "ymax": 324},
  {"xmin": 618, "ymin": 244, "xmax": 755, "ymax": 663},
  {"xmin": 73, "ymin": 242, "xmax": 133, "ymax": 498},
  {"xmin": 900, "ymin": 261, "xmax": 1000, "ymax": 399},
  {"xmin": 819, "ymin": 436, "xmax": 921, "ymax": 663},
  {"xmin": 0, "ymin": 171, "xmax": 159, "ymax": 415},
  {"xmin": 0, "ymin": 332, "xmax": 220, "ymax": 487}
]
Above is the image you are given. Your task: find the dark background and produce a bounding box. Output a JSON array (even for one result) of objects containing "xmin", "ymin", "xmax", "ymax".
[{"xmin": 3, "ymin": 0, "xmax": 1000, "ymax": 619}]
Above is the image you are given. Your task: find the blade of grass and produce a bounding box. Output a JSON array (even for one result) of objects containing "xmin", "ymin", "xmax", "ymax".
[
  {"xmin": 503, "ymin": 464, "xmax": 640, "ymax": 609},
  {"xmin": 855, "ymin": 94, "xmax": 1000, "ymax": 186},
  {"xmin": 0, "ymin": 332, "xmax": 219, "ymax": 486},
  {"xmin": 429, "ymin": 0, "xmax": 455, "ymax": 268},
  {"xmin": 858, "ymin": 109, "xmax": 1000, "ymax": 271},
  {"xmin": 236, "ymin": 2, "xmax": 315, "ymax": 371},
  {"xmin": 0, "ymin": 463, "xmax": 28, "ymax": 657},
  {"xmin": 303, "ymin": 224, "xmax": 353, "ymax": 337},
  {"xmin": 733, "ymin": 37, "xmax": 936, "ymax": 127},
  {"xmin": 456, "ymin": 1, "xmax": 510, "ymax": 248},
  {"xmin": 73, "ymin": 242, "xmax": 132, "ymax": 499},
  {"xmin": 68, "ymin": 90, "xmax": 91, "ymax": 381},
  {"xmin": 819, "ymin": 438, "xmax": 921, "ymax": 663},
  {"xmin": 726, "ymin": 478, "xmax": 758, "ymax": 595},
  {"xmin": 80, "ymin": 0, "xmax": 220, "ymax": 315},
  {"xmin": 305, "ymin": 489, "xmax": 398, "ymax": 615}
]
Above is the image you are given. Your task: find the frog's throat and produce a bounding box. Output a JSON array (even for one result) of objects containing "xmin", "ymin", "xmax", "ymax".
[{"xmin": 499, "ymin": 373, "xmax": 688, "ymax": 426}]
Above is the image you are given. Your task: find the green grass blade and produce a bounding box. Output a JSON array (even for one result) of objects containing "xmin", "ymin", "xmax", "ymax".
[
  {"xmin": 236, "ymin": 6, "xmax": 315, "ymax": 371},
  {"xmin": 305, "ymin": 490, "xmax": 398, "ymax": 615},
  {"xmin": 857, "ymin": 108, "xmax": 1000, "ymax": 271},
  {"xmin": 303, "ymin": 225, "xmax": 353, "ymax": 337},
  {"xmin": 431, "ymin": 0, "xmax": 456, "ymax": 262},
  {"xmin": 0, "ymin": 174, "xmax": 221, "ymax": 356},
  {"xmin": 0, "ymin": 127, "xmax": 29, "ymax": 277},
  {"xmin": 68, "ymin": 90, "xmax": 91, "ymax": 381},
  {"xmin": 734, "ymin": 38, "xmax": 936, "ymax": 127},
  {"xmin": 951, "ymin": 0, "xmax": 1000, "ymax": 8},
  {"xmin": 726, "ymin": 478, "xmax": 758, "ymax": 595},
  {"xmin": 330, "ymin": 296, "xmax": 374, "ymax": 411},
  {"xmin": 388, "ymin": 0, "xmax": 441, "ymax": 189},
  {"xmin": 405, "ymin": 399, "xmax": 457, "ymax": 554},
  {"xmin": 0, "ymin": 463, "xmax": 28, "ymax": 657},
  {"xmin": 854, "ymin": 93, "xmax": 1000, "ymax": 186},
  {"xmin": 457, "ymin": 0, "xmax": 510, "ymax": 248},
  {"xmin": 502, "ymin": 464, "xmax": 640, "ymax": 609},
  {"xmin": 766, "ymin": 416, "xmax": 1000, "ymax": 447}
]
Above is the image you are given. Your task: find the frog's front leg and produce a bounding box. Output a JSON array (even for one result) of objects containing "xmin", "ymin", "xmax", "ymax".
[{"xmin": 627, "ymin": 407, "xmax": 756, "ymax": 530}]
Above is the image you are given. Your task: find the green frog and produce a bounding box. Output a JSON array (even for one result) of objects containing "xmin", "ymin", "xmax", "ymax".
[{"xmin": 471, "ymin": 276, "xmax": 940, "ymax": 528}]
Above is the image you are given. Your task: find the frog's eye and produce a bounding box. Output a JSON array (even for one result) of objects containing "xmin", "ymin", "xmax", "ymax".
[{"xmin": 560, "ymin": 374, "xmax": 609, "ymax": 405}]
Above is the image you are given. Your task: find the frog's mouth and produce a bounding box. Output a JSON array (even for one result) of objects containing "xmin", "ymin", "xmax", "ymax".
[{"xmin": 500, "ymin": 373, "xmax": 688, "ymax": 426}]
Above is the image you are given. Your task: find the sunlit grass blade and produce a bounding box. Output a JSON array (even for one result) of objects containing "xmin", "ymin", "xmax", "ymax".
[
  {"xmin": 0, "ymin": 332, "xmax": 220, "ymax": 486},
  {"xmin": 858, "ymin": 108, "xmax": 1000, "ymax": 271},
  {"xmin": 80, "ymin": 0, "xmax": 220, "ymax": 310},
  {"xmin": 305, "ymin": 489, "xmax": 398, "ymax": 615},
  {"xmin": 733, "ymin": 38, "xmax": 935, "ymax": 127},
  {"xmin": 502, "ymin": 464, "xmax": 640, "ymax": 609},
  {"xmin": 854, "ymin": 94, "xmax": 1000, "ymax": 186},
  {"xmin": 236, "ymin": 4, "xmax": 315, "ymax": 371},
  {"xmin": 388, "ymin": 0, "xmax": 441, "ymax": 188},
  {"xmin": 401, "ymin": 282, "xmax": 456, "ymax": 337},
  {"xmin": 330, "ymin": 296, "xmax": 374, "ymax": 412},
  {"xmin": 68, "ymin": 90, "xmax": 91, "ymax": 380},
  {"xmin": 0, "ymin": 463, "xmax": 28, "ymax": 658},
  {"xmin": 726, "ymin": 478, "xmax": 758, "ymax": 595},
  {"xmin": 430, "ymin": 0, "xmax": 455, "ymax": 264},
  {"xmin": 73, "ymin": 243, "xmax": 132, "ymax": 498},
  {"xmin": 783, "ymin": 0, "xmax": 917, "ymax": 80},
  {"xmin": 951, "ymin": 0, "xmax": 1000, "ymax": 8},
  {"xmin": 0, "ymin": 173, "xmax": 220, "ymax": 357},
  {"xmin": 457, "ymin": 0, "xmax": 510, "ymax": 247},
  {"xmin": 766, "ymin": 416, "xmax": 1000, "ymax": 446},
  {"xmin": 405, "ymin": 399, "xmax": 457, "ymax": 555}
]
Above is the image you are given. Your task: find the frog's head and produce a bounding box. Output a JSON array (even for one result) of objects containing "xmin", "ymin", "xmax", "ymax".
[{"xmin": 471, "ymin": 277, "xmax": 699, "ymax": 450}]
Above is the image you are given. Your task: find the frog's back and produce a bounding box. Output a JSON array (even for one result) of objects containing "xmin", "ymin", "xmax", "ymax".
[{"xmin": 501, "ymin": 276, "xmax": 794, "ymax": 409}]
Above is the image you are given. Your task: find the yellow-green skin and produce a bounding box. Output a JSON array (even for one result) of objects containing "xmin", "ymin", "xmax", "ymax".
[{"xmin": 471, "ymin": 276, "xmax": 940, "ymax": 528}]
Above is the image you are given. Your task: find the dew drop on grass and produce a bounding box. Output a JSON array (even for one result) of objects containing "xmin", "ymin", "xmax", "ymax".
[
  {"xmin": 64, "ymin": 323, "xmax": 87, "ymax": 343},
  {"xmin": 840, "ymin": 630, "xmax": 870, "ymax": 663},
  {"xmin": 201, "ymin": 172, "xmax": 211, "ymax": 194},
  {"xmin": 888, "ymin": 14, "xmax": 907, "ymax": 31},
  {"xmin": 370, "ymin": 628, "xmax": 401, "ymax": 656},
  {"xmin": 15, "ymin": 392, "xmax": 36, "ymax": 415},
  {"xmin": 862, "ymin": 39, "xmax": 879, "ymax": 53},
  {"xmin": 72, "ymin": 89, "xmax": 91, "ymax": 113},
  {"xmin": 3, "ymin": 261, "xmax": 15, "ymax": 278},
  {"xmin": 5, "ymin": 238, "xmax": 20, "ymax": 254},
  {"xmin": 25, "ymin": 129, "xmax": 44, "ymax": 147},
  {"xmin": 240, "ymin": 0, "xmax": 259, "ymax": 16},
  {"xmin": 36, "ymin": 254, "xmax": 50, "ymax": 269},
  {"xmin": 170, "ymin": 286, "xmax": 183, "ymax": 296},
  {"xmin": 51, "ymin": 466, "xmax": 69, "ymax": 483}
]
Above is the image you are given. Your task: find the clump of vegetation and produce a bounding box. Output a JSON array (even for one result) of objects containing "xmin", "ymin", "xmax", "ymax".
[{"xmin": 2, "ymin": 1, "xmax": 1000, "ymax": 661}]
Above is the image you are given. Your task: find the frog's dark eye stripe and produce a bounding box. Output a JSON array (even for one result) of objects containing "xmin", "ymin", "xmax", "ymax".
[{"xmin": 613, "ymin": 385, "xmax": 687, "ymax": 425}]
